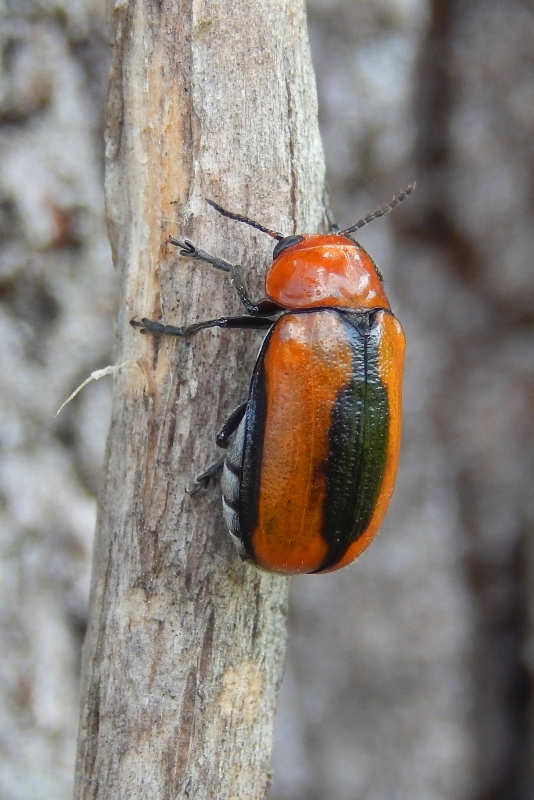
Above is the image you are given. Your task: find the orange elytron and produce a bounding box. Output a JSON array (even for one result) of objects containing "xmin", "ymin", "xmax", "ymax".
[{"xmin": 131, "ymin": 189, "xmax": 412, "ymax": 574}]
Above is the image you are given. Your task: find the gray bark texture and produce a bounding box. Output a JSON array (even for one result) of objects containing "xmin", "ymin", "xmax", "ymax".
[
  {"xmin": 74, "ymin": 1, "xmax": 325, "ymax": 799},
  {"xmin": 1, "ymin": 1, "xmax": 534, "ymax": 800},
  {"xmin": 270, "ymin": 2, "xmax": 534, "ymax": 800}
]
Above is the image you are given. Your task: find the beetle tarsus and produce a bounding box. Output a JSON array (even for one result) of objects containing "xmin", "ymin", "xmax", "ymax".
[
  {"xmin": 168, "ymin": 236, "xmax": 233, "ymax": 274},
  {"xmin": 168, "ymin": 237, "xmax": 197, "ymax": 257},
  {"xmin": 130, "ymin": 317, "xmax": 186, "ymax": 336},
  {"xmin": 187, "ymin": 457, "xmax": 226, "ymax": 495}
]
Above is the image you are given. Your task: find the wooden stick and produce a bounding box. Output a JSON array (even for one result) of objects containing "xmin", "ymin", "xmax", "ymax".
[{"xmin": 73, "ymin": 0, "xmax": 325, "ymax": 798}]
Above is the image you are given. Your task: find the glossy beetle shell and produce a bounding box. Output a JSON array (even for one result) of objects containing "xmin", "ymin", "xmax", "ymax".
[
  {"xmin": 221, "ymin": 233, "xmax": 405, "ymax": 574},
  {"xmin": 266, "ymin": 234, "xmax": 389, "ymax": 311}
]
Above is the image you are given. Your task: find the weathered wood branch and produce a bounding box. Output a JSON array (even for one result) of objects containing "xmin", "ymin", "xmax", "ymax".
[{"xmin": 74, "ymin": 0, "xmax": 325, "ymax": 798}]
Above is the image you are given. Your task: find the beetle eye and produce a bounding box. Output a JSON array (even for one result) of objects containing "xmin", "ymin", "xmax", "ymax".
[{"xmin": 273, "ymin": 235, "xmax": 304, "ymax": 260}]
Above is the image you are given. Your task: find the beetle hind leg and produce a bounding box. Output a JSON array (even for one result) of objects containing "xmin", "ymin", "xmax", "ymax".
[
  {"xmin": 185, "ymin": 399, "xmax": 247, "ymax": 495},
  {"xmin": 216, "ymin": 401, "xmax": 248, "ymax": 448},
  {"xmin": 186, "ymin": 456, "xmax": 225, "ymax": 495}
]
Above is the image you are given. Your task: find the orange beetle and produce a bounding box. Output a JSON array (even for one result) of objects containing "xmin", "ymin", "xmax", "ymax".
[{"xmin": 132, "ymin": 189, "xmax": 412, "ymax": 573}]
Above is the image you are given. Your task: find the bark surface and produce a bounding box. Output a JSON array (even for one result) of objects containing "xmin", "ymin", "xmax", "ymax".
[
  {"xmin": 3, "ymin": 3, "xmax": 534, "ymax": 800},
  {"xmin": 74, "ymin": 1, "xmax": 325, "ymax": 798}
]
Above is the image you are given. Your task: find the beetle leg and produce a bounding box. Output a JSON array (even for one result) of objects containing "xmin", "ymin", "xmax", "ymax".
[
  {"xmin": 186, "ymin": 456, "xmax": 226, "ymax": 495},
  {"xmin": 228, "ymin": 263, "xmax": 283, "ymax": 316},
  {"xmin": 229, "ymin": 262, "xmax": 269, "ymax": 315},
  {"xmin": 169, "ymin": 237, "xmax": 234, "ymax": 274},
  {"xmin": 130, "ymin": 315, "xmax": 273, "ymax": 337},
  {"xmin": 216, "ymin": 401, "xmax": 248, "ymax": 448},
  {"xmin": 183, "ymin": 399, "xmax": 248, "ymax": 492},
  {"xmin": 168, "ymin": 237, "xmax": 281, "ymax": 317}
]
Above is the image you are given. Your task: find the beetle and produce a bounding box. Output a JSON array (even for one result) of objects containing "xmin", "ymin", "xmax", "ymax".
[{"xmin": 131, "ymin": 187, "xmax": 413, "ymax": 574}]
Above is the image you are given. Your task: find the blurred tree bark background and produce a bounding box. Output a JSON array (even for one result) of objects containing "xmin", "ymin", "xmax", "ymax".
[{"xmin": 1, "ymin": 1, "xmax": 533, "ymax": 799}]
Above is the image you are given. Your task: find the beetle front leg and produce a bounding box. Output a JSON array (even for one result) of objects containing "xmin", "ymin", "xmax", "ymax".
[
  {"xmin": 229, "ymin": 263, "xmax": 281, "ymax": 316},
  {"xmin": 168, "ymin": 237, "xmax": 280, "ymax": 316}
]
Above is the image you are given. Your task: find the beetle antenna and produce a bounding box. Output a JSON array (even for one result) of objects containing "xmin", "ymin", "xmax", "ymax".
[
  {"xmin": 207, "ymin": 199, "xmax": 284, "ymax": 241},
  {"xmin": 340, "ymin": 183, "xmax": 416, "ymax": 236}
]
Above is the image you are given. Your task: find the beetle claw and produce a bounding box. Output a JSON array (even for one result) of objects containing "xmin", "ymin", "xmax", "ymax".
[
  {"xmin": 180, "ymin": 240, "xmax": 197, "ymax": 257},
  {"xmin": 168, "ymin": 236, "xmax": 196, "ymax": 257},
  {"xmin": 186, "ymin": 476, "xmax": 210, "ymax": 495},
  {"xmin": 130, "ymin": 317, "xmax": 147, "ymax": 332}
]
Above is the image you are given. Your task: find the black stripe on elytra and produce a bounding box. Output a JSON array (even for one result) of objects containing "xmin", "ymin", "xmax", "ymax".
[
  {"xmin": 237, "ymin": 326, "xmax": 274, "ymax": 556},
  {"xmin": 313, "ymin": 310, "xmax": 389, "ymax": 573}
]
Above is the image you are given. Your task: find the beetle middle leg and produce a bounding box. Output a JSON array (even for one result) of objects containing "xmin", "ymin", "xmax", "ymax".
[
  {"xmin": 130, "ymin": 314, "xmax": 273, "ymax": 337},
  {"xmin": 168, "ymin": 238, "xmax": 280, "ymax": 316}
]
